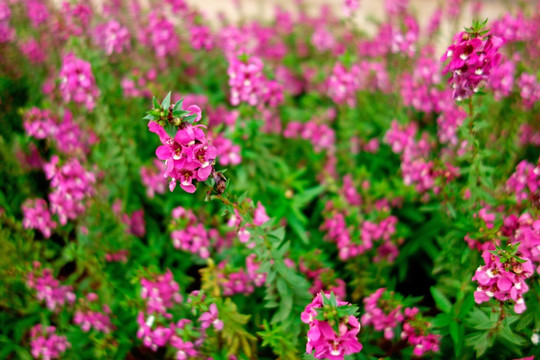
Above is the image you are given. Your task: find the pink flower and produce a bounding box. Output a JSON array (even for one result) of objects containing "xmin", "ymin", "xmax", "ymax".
[
  {"xmin": 361, "ymin": 288, "xmax": 404, "ymax": 340},
  {"xmin": 140, "ymin": 270, "xmax": 182, "ymax": 316},
  {"xmin": 327, "ymin": 62, "xmax": 359, "ymax": 107},
  {"xmin": 22, "ymin": 199, "xmax": 57, "ymax": 238},
  {"xmin": 27, "ymin": 263, "xmax": 76, "ymax": 311},
  {"xmin": 301, "ymin": 293, "xmax": 362, "ymax": 360},
  {"xmin": 253, "ymin": 201, "xmax": 270, "ymax": 226},
  {"xmin": 26, "ymin": 1, "xmax": 50, "ymax": 28},
  {"xmin": 140, "ymin": 160, "xmax": 168, "ymax": 198},
  {"xmin": 472, "ymin": 250, "xmax": 534, "ymax": 313},
  {"xmin": 23, "ymin": 108, "xmax": 57, "ymax": 139},
  {"xmin": 441, "ymin": 31, "xmax": 504, "ymax": 100},
  {"xmin": 74, "ymin": 294, "xmax": 114, "ymax": 333},
  {"xmin": 190, "ymin": 25, "xmax": 214, "ymax": 51},
  {"xmin": 30, "ymin": 324, "xmax": 70, "ymax": 360},
  {"xmin": 44, "ymin": 156, "xmax": 96, "ymax": 225},
  {"xmin": 228, "ymin": 55, "xmax": 267, "ymax": 106},
  {"xmin": 148, "ymin": 101, "xmax": 217, "ymax": 194},
  {"xmin": 401, "ymin": 307, "xmax": 441, "ymax": 356},
  {"xmin": 171, "ymin": 223, "xmax": 210, "ymax": 259},
  {"xmin": 93, "ymin": 20, "xmax": 131, "ymax": 55},
  {"xmin": 199, "ymin": 303, "xmax": 223, "ymax": 331},
  {"xmin": 59, "ymin": 53, "xmax": 100, "ymax": 111},
  {"xmin": 343, "ymin": 0, "xmax": 359, "ymax": 17},
  {"xmin": 142, "ymin": 11, "xmax": 179, "ymax": 58},
  {"xmin": 19, "ymin": 38, "xmax": 46, "ymax": 64}
]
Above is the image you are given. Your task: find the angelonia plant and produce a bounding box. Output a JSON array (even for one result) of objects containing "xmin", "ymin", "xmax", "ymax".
[{"xmin": 1, "ymin": 0, "xmax": 540, "ymax": 359}]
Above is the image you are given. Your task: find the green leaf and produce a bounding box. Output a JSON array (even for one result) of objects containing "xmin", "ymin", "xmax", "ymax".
[
  {"xmin": 431, "ymin": 287, "xmax": 453, "ymax": 313},
  {"xmin": 162, "ymin": 91, "xmax": 172, "ymax": 109},
  {"xmin": 497, "ymin": 325, "xmax": 526, "ymax": 346},
  {"xmin": 183, "ymin": 114, "xmax": 198, "ymax": 124},
  {"xmin": 153, "ymin": 96, "xmax": 160, "ymax": 109},
  {"xmin": 465, "ymin": 331, "xmax": 489, "ymax": 357},
  {"xmin": 173, "ymin": 98, "xmax": 184, "ymax": 113},
  {"xmin": 292, "ymin": 185, "xmax": 325, "ymax": 208},
  {"xmin": 269, "ymin": 227, "xmax": 286, "ymax": 242},
  {"xmin": 449, "ymin": 321, "xmax": 464, "ymax": 357}
]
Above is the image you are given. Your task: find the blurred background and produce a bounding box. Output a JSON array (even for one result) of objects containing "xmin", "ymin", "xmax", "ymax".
[{"xmin": 184, "ymin": 0, "xmax": 512, "ymax": 52}]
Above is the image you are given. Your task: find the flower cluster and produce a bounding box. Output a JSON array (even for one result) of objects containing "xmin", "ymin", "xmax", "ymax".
[
  {"xmin": 400, "ymin": 56, "xmax": 444, "ymax": 113},
  {"xmin": 300, "ymin": 258, "xmax": 346, "ymax": 298},
  {"xmin": 136, "ymin": 312, "xmax": 175, "ymax": 352},
  {"xmin": 172, "ymin": 223, "xmax": 211, "ymax": 258},
  {"xmin": 503, "ymin": 213, "xmax": 540, "ymax": 274},
  {"xmin": 140, "ymin": 269, "xmax": 182, "ymax": 316},
  {"xmin": 148, "ymin": 97, "xmax": 217, "ymax": 193},
  {"xmin": 93, "ymin": 20, "xmax": 131, "ymax": 55},
  {"xmin": 22, "ymin": 199, "xmax": 57, "ymax": 238},
  {"xmin": 390, "ymin": 15, "xmax": 419, "ymax": 57},
  {"xmin": 437, "ymin": 105, "xmax": 467, "ymax": 146},
  {"xmin": 44, "ymin": 156, "xmax": 96, "ymax": 225},
  {"xmin": 26, "ymin": 0, "xmax": 50, "ymax": 28},
  {"xmin": 361, "ymin": 288, "xmax": 404, "ymax": 340},
  {"xmin": 472, "ymin": 247, "xmax": 534, "ymax": 313},
  {"xmin": 506, "ymin": 159, "xmax": 540, "ymax": 204},
  {"xmin": 517, "ymin": 73, "xmax": 540, "ymax": 108},
  {"xmin": 227, "ymin": 55, "xmax": 266, "ymax": 106},
  {"xmin": 321, "ymin": 210, "xmax": 399, "ymax": 262},
  {"xmin": 301, "ymin": 292, "xmax": 362, "ymax": 360},
  {"xmin": 384, "ymin": 120, "xmax": 439, "ymax": 194},
  {"xmin": 143, "ymin": 11, "xmax": 179, "ymax": 58},
  {"xmin": 441, "ymin": 28, "xmax": 504, "ymax": 100},
  {"xmin": 24, "ymin": 108, "xmax": 95, "ymax": 156},
  {"xmin": 488, "ymin": 57, "xmax": 515, "ymax": 100},
  {"xmin": 212, "ymin": 135, "xmax": 242, "ymax": 166},
  {"xmin": 23, "ymin": 108, "xmax": 57, "ymax": 139},
  {"xmin": 216, "ymin": 255, "xmax": 267, "ymax": 296},
  {"xmin": 56, "ymin": 1, "xmax": 92, "ymax": 39},
  {"xmin": 343, "ymin": 0, "xmax": 359, "ymax": 17},
  {"xmin": 226, "ymin": 201, "xmax": 270, "ymax": 247},
  {"xmin": 401, "ymin": 307, "xmax": 441, "ymax": 356},
  {"xmin": 112, "ymin": 200, "xmax": 146, "ymax": 237},
  {"xmin": 136, "ymin": 285, "xmax": 222, "ymax": 356},
  {"xmin": 284, "ymin": 120, "xmax": 335, "ymax": 153},
  {"xmin": 327, "ymin": 62, "xmax": 360, "ymax": 107},
  {"xmin": 140, "ymin": 160, "xmax": 168, "ymax": 198},
  {"xmin": 27, "ymin": 262, "xmax": 76, "ymax": 311},
  {"xmin": 29, "ymin": 324, "xmax": 70, "ymax": 360},
  {"xmin": 0, "ymin": 1, "xmax": 14, "ymax": 43},
  {"xmin": 59, "ymin": 53, "xmax": 100, "ymax": 111},
  {"xmin": 190, "ymin": 25, "xmax": 214, "ymax": 51},
  {"xmin": 20, "ymin": 38, "xmax": 46, "ymax": 64},
  {"xmin": 104, "ymin": 249, "xmax": 129, "ymax": 263},
  {"xmin": 74, "ymin": 293, "xmax": 114, "ymax": 333}
]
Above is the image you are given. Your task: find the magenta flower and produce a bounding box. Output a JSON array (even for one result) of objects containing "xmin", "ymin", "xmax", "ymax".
[
  {"xmin": 301, "ymin": 293, "xmax": 362, "ymax": 360},
  {"xmin": 472, "ymin": 250, "xmax": 534, "ymax": 313},
  {"xmin": 253, "ymin": 201, "xmax": 270, "ymax": 226},
  {"xmin": 199, "ymin": 303, "xmax": 223, "ymax": 331},
  {"xmin": 27, "ymin": 263, "xmax": 76, "ymax": 311},
  {"xmin": 59, "ymin": 53, "xmax": 100, "ymax": 111},
  {"xmin": 148, "ymin": 100, "xmax": 217, "ymax": 194},
  {"xmin": 22, "ymin": 199, "xmax": 57, "ymax": 238},
  {"xmin": 140, "ymin": 269, "xmax": 182, "ymax": 316},
  {"xmin": 361, "ymin": 288, "xmax": 404, "ymax": 340},
  {"xmin": 30, "ymin": 324, "xmax": 70, "ymax": 360},
  {"xmin": 441, "ymin": 30, "xmax": 504, "ymax": 100},
  {"xmin": 93, "ymin": 20, "xmax": 131, "ymax": 55}
]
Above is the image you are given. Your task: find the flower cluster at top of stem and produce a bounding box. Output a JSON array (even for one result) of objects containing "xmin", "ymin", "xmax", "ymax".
[
  {"xmin": 472, "ymin": 244, "xmax": 534, "ymax": 313},
  {"xmin": 301, "ymin": 292, "xmax": 362, "ymax": 360},
  {"xmin": 441, "ymin": 19, "xmax": 504, "ymax": 101},
  {"xmin": 146, "ymin": 94, "xmax": 217, "ymax": 193}
]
